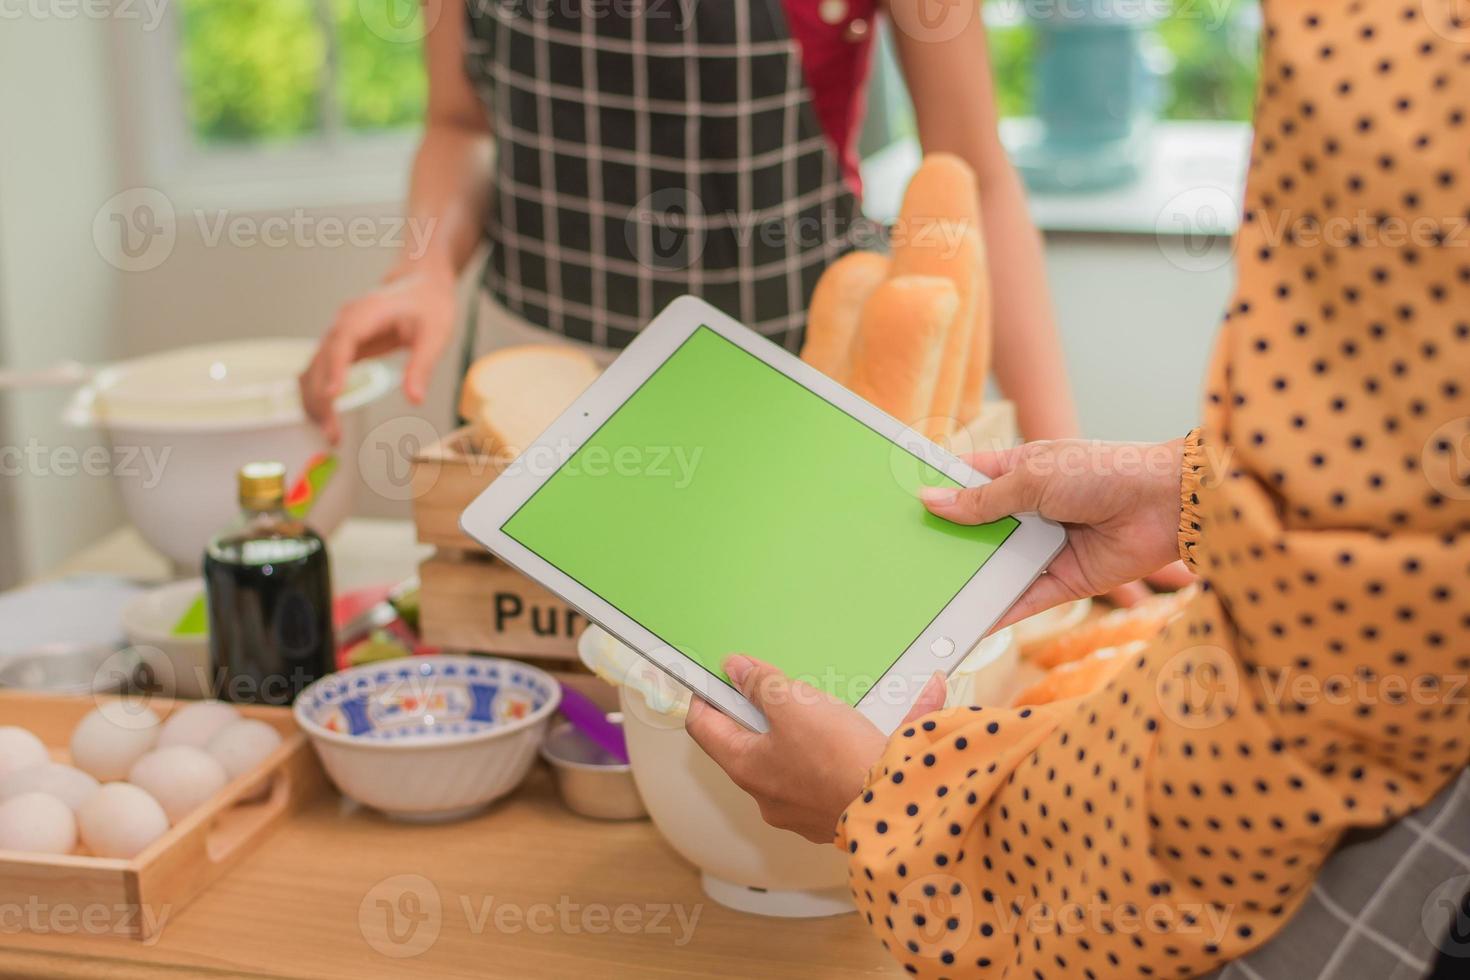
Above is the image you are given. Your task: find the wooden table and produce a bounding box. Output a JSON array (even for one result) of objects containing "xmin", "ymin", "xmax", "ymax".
[{"xmin": 1, "ymin": 521, "xmax": 900, "ymax": 980}]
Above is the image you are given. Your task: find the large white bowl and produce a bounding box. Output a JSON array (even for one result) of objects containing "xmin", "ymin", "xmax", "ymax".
[
  {"xmin": 577, "ymin": 628, "xmax": 852, "ymax": 917},
  {"xmin": 619, "ymin": 683, "xmax": 855, "ymax": 917},
  {"xmin": 293, "ymin": 655, "xmax": 561, "ymax": 822},
  {"xmin": 577, "ymin": 626, "xmax": 1021, "ymax": 917},
  {"xmin": 63, "ymin": 339, "xmax": 394, "ymax": 570}
]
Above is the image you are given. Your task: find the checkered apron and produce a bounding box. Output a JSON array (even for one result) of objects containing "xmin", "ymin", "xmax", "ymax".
[{"xmin": 462, "ymin": 0, "xmax": 864, "ymax": 353}]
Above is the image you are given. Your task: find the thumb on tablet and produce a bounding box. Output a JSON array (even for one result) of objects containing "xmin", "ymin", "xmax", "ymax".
[
  {"xmin": 684, "ymin": 694, "xmax": 754, "ymax": 766},
  {"xmin": 723, "ymin": 655, "xmax": 796, "ymax": 714},
  {"xmin": 919, "ymin": 468, "xmax": 1037, "ymax": 526},
  {"xmin": 685, "ymin": 656, "xmax": 791, "ymax": 759}
]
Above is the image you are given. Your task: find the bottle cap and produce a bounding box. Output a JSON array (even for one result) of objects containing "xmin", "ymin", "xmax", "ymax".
[{"xmin": 238, "ymin": 461, "xmax": 286, "ymax": 510}]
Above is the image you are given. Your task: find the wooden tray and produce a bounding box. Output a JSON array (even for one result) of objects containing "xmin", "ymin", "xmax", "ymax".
[{"xmin": 0, "ymin": 692, "xmax": 326, "ymax": 941}]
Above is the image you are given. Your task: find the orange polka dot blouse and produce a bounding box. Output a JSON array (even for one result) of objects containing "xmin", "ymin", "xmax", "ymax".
[{"xmin": 835, "ymin": 4, "xmax": 1470, "ymax": 977}]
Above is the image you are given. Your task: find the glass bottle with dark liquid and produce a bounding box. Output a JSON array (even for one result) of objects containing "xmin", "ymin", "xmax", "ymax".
[{"xmin": 204, "ymin": 462, "xmax": 335, "ymax": 705}]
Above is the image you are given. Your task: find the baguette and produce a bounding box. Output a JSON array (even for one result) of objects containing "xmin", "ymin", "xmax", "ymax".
[
  {"xmin": 892, "ymin": 221, "xmax": 982, "ymax": 440},
  {"xmin": 459, "ymin": 345, "xmax": 601, "ymax": 457},
  {"xmin": 891, "ymin": 153, "xmax": 993, "ymax": 434},
  {"xmin": 893, "ymin": 152, "xmax": 979, "ymax": 229},
  {"xmin": 800, "ymin": 251, "xmax": 891, "ymax": 384},
  {"xmin": 847, "ymin": 275, "xmax": 958, "ymax": 430}
]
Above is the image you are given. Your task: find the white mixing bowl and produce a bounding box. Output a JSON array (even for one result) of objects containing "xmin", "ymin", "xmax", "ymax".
[
  {"xmin": 577, "ymin": 625, "xmax": 1017, "ymax": 918},
  {"xmin": 63, "ymin": 339, "xmax": 393, "ymax": 570}
]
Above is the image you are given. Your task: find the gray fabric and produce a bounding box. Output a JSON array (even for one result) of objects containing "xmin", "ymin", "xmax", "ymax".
[{"xmin": 1204, "ymin": 770, "xmax": 1470, "ymax": 980}]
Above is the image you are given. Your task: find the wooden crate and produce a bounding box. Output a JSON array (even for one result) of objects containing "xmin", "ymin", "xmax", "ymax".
[
  {"xmin": 410, "ymin": 426, "xmax": 503, "ymax": 554},
  {"xmin": 418, "ymin": 553, "xmax": 585, "ymax": 660},
  {"xmin": 411, "ymin": 425, "xmax": 584, "ymax": 660},
  {"xmin": 0, "ymin": 692, "xmax": 327, "ymax": 941}
]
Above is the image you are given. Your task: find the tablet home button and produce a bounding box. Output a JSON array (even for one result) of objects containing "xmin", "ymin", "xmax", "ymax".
[{"xmin": 929, "ymin": 637, "xmax": 956, "ymax": 659}]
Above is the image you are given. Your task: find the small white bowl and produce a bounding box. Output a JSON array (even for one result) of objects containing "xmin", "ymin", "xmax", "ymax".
[
  {"xmin": 293, "ymin": 655, "xmax": 561, "ymax": 822},
  {"xmin": 120, "ymin": 579, "xmax": 213, "ymax": 699}
]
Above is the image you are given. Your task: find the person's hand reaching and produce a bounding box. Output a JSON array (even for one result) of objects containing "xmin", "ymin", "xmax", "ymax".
[
  {"xmin": 922, "ymin": 438, "xmax": 1188, "ymax": 629},
  {"xmin": 299, "ymin": 259, "xmax": 459, "ymax": 443}
]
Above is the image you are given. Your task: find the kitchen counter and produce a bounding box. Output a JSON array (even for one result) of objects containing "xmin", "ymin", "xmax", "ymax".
[
  {"xmin": 35, "ymin": 519, "xmax": 432, "ymax": 593},
  {"xmin": 2, "ymin": 520, "xmax": 900, "ymax": 980}
]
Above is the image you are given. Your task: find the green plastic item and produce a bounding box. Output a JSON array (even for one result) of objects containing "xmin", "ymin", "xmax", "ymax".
[
  {"xmin": 172, "ymin": 594, "xmax": 209, "ymax": 636},
  {"xmin": 390, "ymin": 587, "xmax": 421, "ymax": 633},
  {"xmin": 347, "ymin": 630, "xmax": 411, "ymax": 666},
  {"xmin": 285, "ymin": 454, "xmax": 339, "ymax": 519}
]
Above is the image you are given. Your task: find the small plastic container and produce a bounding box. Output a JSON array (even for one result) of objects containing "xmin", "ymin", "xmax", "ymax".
[{"xmin": 540, "ymin": 719, "xmax": 647, "ymax": 821}]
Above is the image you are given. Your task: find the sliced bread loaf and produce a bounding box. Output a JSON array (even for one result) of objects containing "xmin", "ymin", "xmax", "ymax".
[{"xmin": 460, "ymin": 345, "xmax": 601, "ymax": 457}]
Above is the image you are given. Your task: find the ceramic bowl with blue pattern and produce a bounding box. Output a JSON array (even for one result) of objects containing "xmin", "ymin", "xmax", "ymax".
[{"xmin": 293, "ymin": 655, "xmax": 561, "ymax": 822}]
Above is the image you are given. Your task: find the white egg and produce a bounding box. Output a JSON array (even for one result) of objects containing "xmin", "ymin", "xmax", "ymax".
[
  {"xmin": 205, "ymin": 719, "xmax": 282, "ymax": 780},
  {"xmin": 0, "ymin": 791, "xmax": 77, "ymax": 854},
  {"xmin": 0, "ymin": 726, "xmax": 48, "ymax": 780},
  {"xmin": 128, "ymin": 747, "xmax": 227, "ymax": 825},
  {"xmin": 0, "ymin": 762, "xmax": 99, "ymax": 812},
  {"xmin": 69, "ymin": 703, "xmax": 161, "ymax": 781},
  {"xmin": 76, "ymin": 783, "xmax": 169, "ymax": 859},
  {"xmin": 157, "ymin": 700, "xmax": 241, "ymax": 750}
]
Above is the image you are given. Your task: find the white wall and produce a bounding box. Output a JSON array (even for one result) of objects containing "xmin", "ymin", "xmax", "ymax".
[
  {"xmin": 0, "ymin": 14, "xmax": 125, "ymax": 585},
  {"xmin": 1046, "ymin": 234, "xmax": 1233, "ymax": 443}
]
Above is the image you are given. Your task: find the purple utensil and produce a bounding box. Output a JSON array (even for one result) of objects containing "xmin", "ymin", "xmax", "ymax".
[{"xmin": 556, "ymin": 684, "xmax": 630, "ymax": 764}]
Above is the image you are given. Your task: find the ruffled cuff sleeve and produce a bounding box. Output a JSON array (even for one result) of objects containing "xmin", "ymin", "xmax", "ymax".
[{"xmin": 1178, "ymin": 427, "xmax": 1206, "ymax": 568}]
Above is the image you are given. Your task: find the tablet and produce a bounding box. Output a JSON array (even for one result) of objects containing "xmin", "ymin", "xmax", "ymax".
[{"xmin": 460, "ymin": 296, "xmax": 1064, "ymax": 733}]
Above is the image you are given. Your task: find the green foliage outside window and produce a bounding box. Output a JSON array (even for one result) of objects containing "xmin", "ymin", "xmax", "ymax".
[
  {"xmin": 1155, "ymin": 1, "xmax": 1259, "ymax": 121},
  {"xmin": 335, "ymin": 0, "xmax": 428, "ymax": 132},
  {"xmin": 173, "ymin": 1, "xmax": 1256, "ymax": 147},
  {"xmin": 176, "ymin": 0, "xmax": 326, "ymax": 142},
  {"xmin": 176, "ymin": 0, "xmax": 426, "ymax": 144},
  {"xmin": 987, "ymin": 13, "xmax": 1037, "ymax": 120}
]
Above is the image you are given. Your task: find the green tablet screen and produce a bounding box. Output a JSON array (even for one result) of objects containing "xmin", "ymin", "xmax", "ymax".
[{"xmin": 502, "ymin": 326, "xmax": 1018, "ymax": 705}]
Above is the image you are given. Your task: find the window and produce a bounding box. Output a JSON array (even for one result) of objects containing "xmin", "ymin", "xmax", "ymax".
[
  {"xmin": 173, "ymin": 0, "xmax": 427, "ymax": 146},
  {"xmin": 168, "ymin": 1, "xmax": 1255, "ymax": 149},
  {"xmin": 152, "ymin": 0, "xmax": 1257, "ymax": 211}
]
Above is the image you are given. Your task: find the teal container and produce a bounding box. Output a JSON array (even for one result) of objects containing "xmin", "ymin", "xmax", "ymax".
[{"xmin": 1012, "ymin": 5, "xmax": 1163, "ymax": 192}]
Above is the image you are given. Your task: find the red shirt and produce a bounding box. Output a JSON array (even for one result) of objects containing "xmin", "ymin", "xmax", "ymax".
[{"xmin": 782, "ymin": 0, "xmax": 879, "ymax": 197}]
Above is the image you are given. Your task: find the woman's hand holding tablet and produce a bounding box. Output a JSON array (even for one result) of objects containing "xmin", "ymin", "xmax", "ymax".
[
  {"xmin": 683, "ymin": 657, "xmax": 950, "ymax": 843},
  {"xmin": 459, "ymin": 296, "xmax": 1065, "ymax": 734}
]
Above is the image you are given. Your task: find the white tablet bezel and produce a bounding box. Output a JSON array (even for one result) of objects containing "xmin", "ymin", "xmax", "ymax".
[{"xmin": 459, "ymin": 296, "xmax": 1065, "ymax": 734}]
